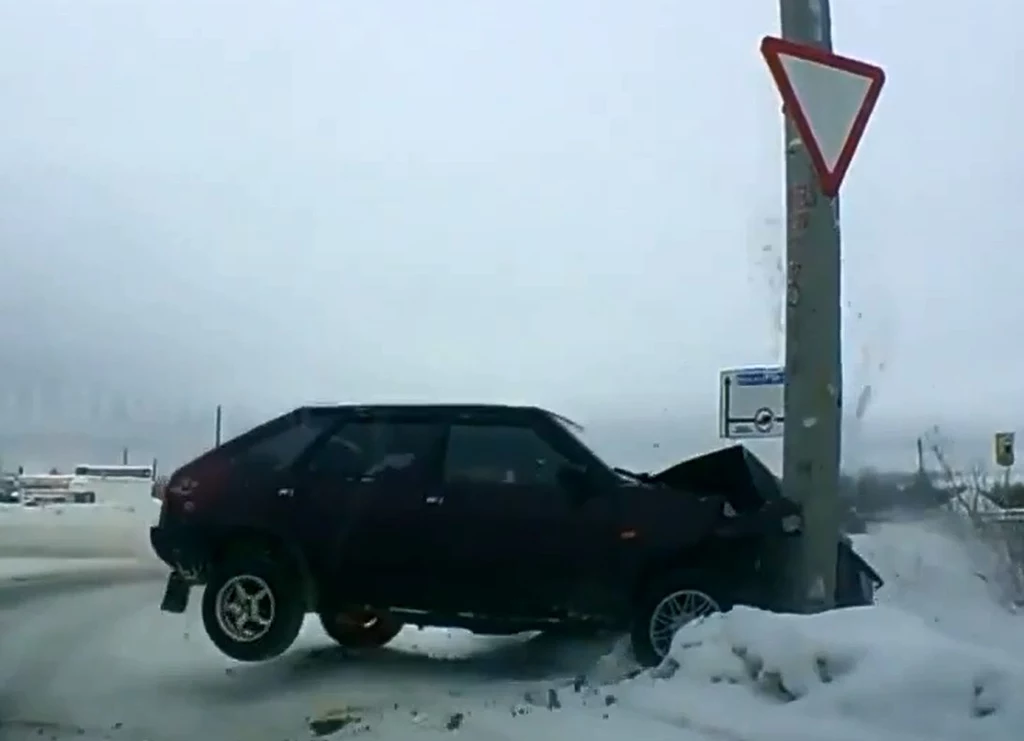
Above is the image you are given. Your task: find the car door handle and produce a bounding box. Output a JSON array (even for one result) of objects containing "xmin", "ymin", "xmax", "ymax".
[{"xmin": 425, "ymin": 494, "xmax": 444, "ymax": 505}]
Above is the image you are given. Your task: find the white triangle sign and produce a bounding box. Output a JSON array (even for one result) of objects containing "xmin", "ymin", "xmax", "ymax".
[{"xmin": 760, "ymin": 36, "xmax": 885, "ymax": 196}]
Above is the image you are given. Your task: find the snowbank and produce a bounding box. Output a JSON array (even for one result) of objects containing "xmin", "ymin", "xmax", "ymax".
[
  {"xmin": 562, "ymin": 519, "xmax": 1024, "ymax": 741},
  {"xmin": 532, "ymin": 519, "xmax": 1024, "ymax": 741},
  {"xmin": 604, "ymin": 605, "xmax": 1024, "ymax": 741}
]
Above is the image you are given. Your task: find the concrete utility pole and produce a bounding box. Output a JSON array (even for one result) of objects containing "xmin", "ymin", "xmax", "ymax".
[
  {"xmin": 215, "ymin": 404, "xmax": 223, "ymax": 447},
  {"xmin": 779, "ymin": 0, "xmax": 842, "ymax": 611}
]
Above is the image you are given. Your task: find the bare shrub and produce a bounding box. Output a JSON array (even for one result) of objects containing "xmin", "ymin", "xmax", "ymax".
[
  {"xmin": 837, "ymin": 427, "xmax": 1024, "ymax": 606},
  {"xmin": 921, "ymin": 426, "xmax": 1024, "ymax": 605}
]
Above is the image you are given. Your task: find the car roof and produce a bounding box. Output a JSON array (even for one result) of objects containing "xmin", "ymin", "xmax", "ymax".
[{"xmin": 296, "ymin": 402, "xmax": 552, "ymax": 416}]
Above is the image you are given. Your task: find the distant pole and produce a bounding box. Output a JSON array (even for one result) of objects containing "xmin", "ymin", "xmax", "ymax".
[
  {"xmin": 122, "ymin": 446, "xmax": 129, "ymax": 465},
  {"xmin": 779, "ymin": 0, "xmax": 841, "ymax": 611},
  {"xmin": 215, "ymin": 404, "xmax": 223, "ymax": 447}
]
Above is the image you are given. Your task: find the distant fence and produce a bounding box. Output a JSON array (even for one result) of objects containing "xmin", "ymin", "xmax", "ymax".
[{"xmin": 976, "ymin": 509, "xmax": 1024, "ymax": 524}]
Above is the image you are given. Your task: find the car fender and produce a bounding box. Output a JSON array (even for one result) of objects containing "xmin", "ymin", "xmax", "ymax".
[
  {"xmin": 629, "ymin": 528, "xmax": 772, "ymax": 606},
  {"xmin": 207, "ymin": 526, "xmax": 320, "ymax": 610},
  {"xmin": 838, "ymin": 535, "xmax": 884, "ymax": 588}
]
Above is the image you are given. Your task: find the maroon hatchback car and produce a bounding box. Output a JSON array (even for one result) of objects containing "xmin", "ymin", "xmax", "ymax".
[{"xmin": 150, "ymin": 403, "xmax": 880, "ymax": 666}]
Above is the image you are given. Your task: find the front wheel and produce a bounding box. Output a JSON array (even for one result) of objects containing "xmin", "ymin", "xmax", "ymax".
[
  {"xmin": 630, "ymin": 573, "xmax": 727, "ymax": 667},
  {"xmin": 201, "ymin": 554, "xmax": 306, "ymax": 662},
  {"xmin": 318, "ymin": 608, "xmax": 403, "ymax": 649}
]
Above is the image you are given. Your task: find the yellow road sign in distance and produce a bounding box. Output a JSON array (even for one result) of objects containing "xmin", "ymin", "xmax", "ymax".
[{"xmin": 995, "ymin": 431, "xmax": 1015, "ymax": 467}]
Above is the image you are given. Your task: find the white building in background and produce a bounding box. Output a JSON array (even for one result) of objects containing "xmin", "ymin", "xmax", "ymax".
[
  {"xmin": 15, "ymin": 472, "xmax": 77, "ymax": 505},
  {"xmin": 13, "ymin": 465, "xmax": 156, "ymax": 507},
  {"xmin": 68, "ymin": 464, "xmax": 156, "ymax": 508}
]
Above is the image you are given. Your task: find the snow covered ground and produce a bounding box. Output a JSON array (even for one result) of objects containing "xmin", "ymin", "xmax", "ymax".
[
  {"xmin": 536, "ymin": 517, "xmax": 1024, "ymax": 741},
  {"xmin": 1, "ymin": 510, "xmax": 1023, "ymax": 740},
  {"xmin": 853, "ymin": 517, "xmax": 1024, "ymax": 647},
  {"xmin": 0, "ymin": 501, "xmax": 160, "ymax": 560},
  {"xmin": 603, "ymin": 604, "xmax": 1024, "ymax": 741},
  {"xmin": 0, "ymin": 557, "xmax": 146, "ymax": 583},
  {"xmin": 321, "ymin": 517, "xmax": 1024, "ymax": 741}
]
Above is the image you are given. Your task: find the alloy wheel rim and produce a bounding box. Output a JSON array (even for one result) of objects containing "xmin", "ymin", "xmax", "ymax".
[
  {"xmin": 214, "ymin": 574, "xmax": 276, "ymax": 643},
  {"xmin": 648, "ymin": 589, "xmax": 720, "ymax": 659}
]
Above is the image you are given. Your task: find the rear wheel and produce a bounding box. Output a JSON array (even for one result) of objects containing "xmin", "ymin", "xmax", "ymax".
[
  {"xmin": 631, "ymin": 572, "xmax": 727, "ymax": 667},
  {"xmin": 201, "ymin": 554, "xmax": 305, "ymax": 662},
  {"xmin": 318, "ymin": 608, "xmax": 403, "ymax": 649}
]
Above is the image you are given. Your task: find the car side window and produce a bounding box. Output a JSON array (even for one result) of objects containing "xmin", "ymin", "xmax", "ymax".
[
  {"xmin": 444, "ymin": 424, "xmax": 567, "ymax": 486},
  {"xmin": 240, "ymin": 413, "xmax": 334, "ymax": 471},
  {"xmin": 305, "ymin": 421, "xmax": 441, "ymax": 481}
]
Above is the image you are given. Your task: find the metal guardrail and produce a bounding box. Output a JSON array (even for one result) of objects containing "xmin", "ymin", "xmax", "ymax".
[{"xmin": 975, "ymin": 508, "xmax": 1024, "ymax": 523}]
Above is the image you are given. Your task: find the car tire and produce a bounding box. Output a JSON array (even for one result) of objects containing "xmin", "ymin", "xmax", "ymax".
[
  {"xmin": 318, "ymin": 608, "xmax": 403, "ymax": 649},
  {"xmin": 201, "ymin": 554, "xmax": 306, "ymax": 662},
  {"xmin": 630, "ymin": 572, "xmax": 729, "ymax": 668}
]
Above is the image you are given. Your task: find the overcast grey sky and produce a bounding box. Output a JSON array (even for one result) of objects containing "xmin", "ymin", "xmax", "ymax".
[{"xmin": 0, "ymin": 0, "xmax": 1020, "ymax": 463}]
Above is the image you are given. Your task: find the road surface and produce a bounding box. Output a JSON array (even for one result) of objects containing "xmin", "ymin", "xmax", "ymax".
[
  {"xmin": 2, "ymin": 518, "xmax": 1022, "ymax": 741},
  {"xmin": 0, "ymin": 567, "xmax": 625, "ymax": 741}
]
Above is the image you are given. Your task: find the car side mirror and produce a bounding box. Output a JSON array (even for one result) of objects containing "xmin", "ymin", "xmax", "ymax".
[{"xmin": 558, "ymin": 464, "xmax": 594, "ymax": 503}]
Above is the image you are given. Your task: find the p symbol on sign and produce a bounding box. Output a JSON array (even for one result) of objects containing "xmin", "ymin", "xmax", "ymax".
[{"xmin": 753, "ymin": 408, "xmax": 775, "ymax": 433}]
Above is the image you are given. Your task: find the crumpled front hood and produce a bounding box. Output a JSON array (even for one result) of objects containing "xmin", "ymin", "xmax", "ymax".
[
  {"xmin": 649, "ymin": 444, "xmax": 784, "ymax": 513},
  {"xmin": 649, "ymin": 444, "xmax": 882, "ymax": 590}
]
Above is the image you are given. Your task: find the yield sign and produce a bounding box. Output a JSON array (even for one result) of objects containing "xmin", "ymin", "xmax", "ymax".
[{"xmin": 760, "ymin": 36, "xmax": 885, "ymax": 197}]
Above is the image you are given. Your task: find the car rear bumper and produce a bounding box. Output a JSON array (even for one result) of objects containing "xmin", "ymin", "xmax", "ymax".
[{"xmin": 150, "ymin": 525, "xmax": 209, "ymax": 580}]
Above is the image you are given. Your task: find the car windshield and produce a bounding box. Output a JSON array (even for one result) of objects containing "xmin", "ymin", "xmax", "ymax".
[
  {"xmin": 548, "ymin": 412, "xmax": 659, "ymax": 485},
  {"xmin": 547, "ymin": 410, "xmax": 586, "ymax": 436},
  {"xmin": 546, "ymin": 411, "xmax": 632, "ymax": 478}
]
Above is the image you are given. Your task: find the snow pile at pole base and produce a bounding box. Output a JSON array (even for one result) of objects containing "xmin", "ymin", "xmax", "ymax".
[{"xmin": 606, "ymin": 604, "xmax": 1024, "ymax": 741}]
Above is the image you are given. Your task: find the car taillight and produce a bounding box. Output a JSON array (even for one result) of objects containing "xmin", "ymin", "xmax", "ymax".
[
  {"xmin": 164, "ymin": 458, "xmax": 230, "ymax": 513},
  {"xmin": 151, "ymin": 477, "xmax": 169, "ymax": 501}
]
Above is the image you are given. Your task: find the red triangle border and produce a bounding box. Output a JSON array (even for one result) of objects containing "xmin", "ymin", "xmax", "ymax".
[{"xmin": 760, "ymin": 36, "xmax": 885, "ymax": 197}]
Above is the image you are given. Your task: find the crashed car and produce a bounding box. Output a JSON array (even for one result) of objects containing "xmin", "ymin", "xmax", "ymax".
[{"xmin": 149, "ymin": 403, "xmax": 882, "ymax": 666}]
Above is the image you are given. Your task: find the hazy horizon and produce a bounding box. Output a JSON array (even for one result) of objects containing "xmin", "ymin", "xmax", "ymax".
[
  {"xmin": 0, "ymin": 395, "xmax": 1004, "ymax": 478},
  {"xmin": 1, "ymin": 1, "xmax": 1020, "ymax": 476}
]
